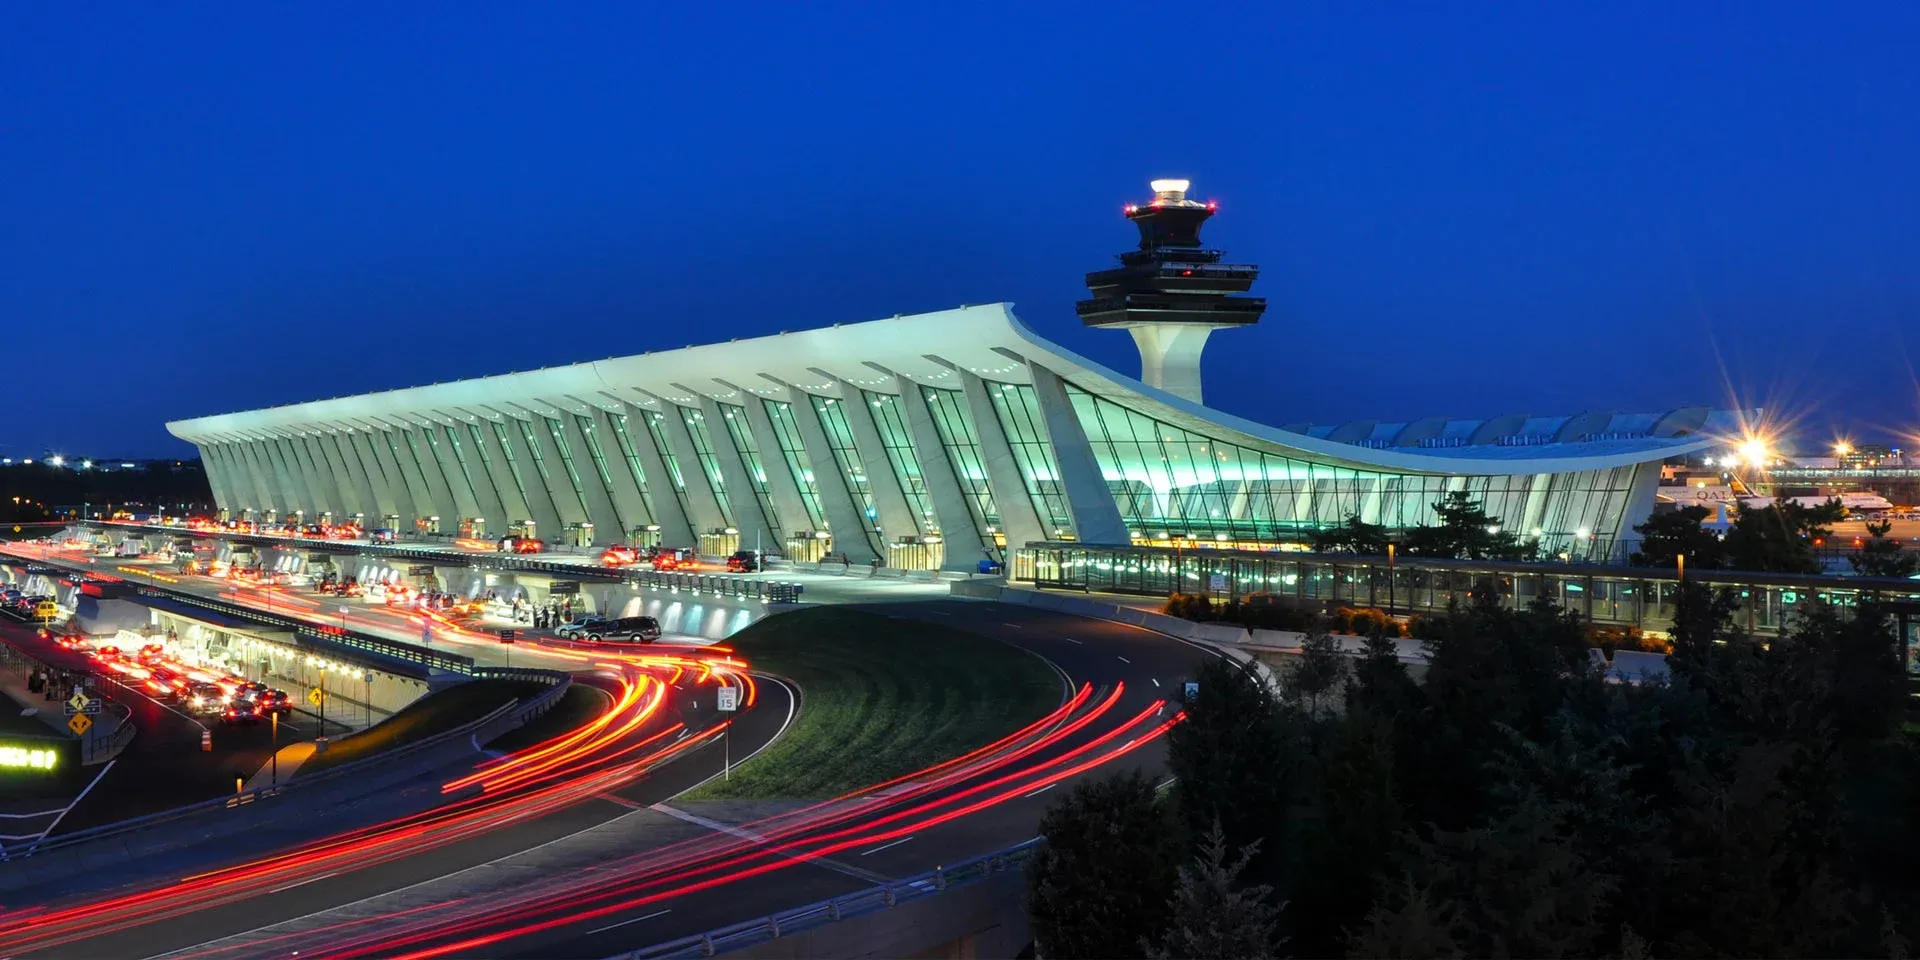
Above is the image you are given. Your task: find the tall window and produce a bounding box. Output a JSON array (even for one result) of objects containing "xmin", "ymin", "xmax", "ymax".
[
  {"xmin": 517, "ymin": 419, "xmax": 581, "ymax": 522},
  {"xmin": 474, "ymin": 422, "xmax": 529, "ymax": 520},
  {"xmin": 720, "ymin": 403, "xmax": 781, "ymax": 533},
  {"xmin": 983, "ymin": 381, "xmax": 1074, "ymax": 536},
  {"xmin": 605, "ymin": 412, "xmax": 659, "ymax": 522},
  {"xmin": 761, "ymin": 400, "xmax": 828, "ymax": 531},
  {"xmin": 541, "ymin": 416, "xmax": 594, "ymax": 523},
  {"xmin": 425, "ymin": 427, "xmax": 478, "ymax": 515},
  {"xmin": 862, "ymin": 391, "xmax": 938, "ymax": 534},
  {"xmin": 809, "ymin": 395, "xmax": 885, "ymax": 553},
  {"xmin": 921, "ymin": 386, "xmax": 1000, "ymax": 544},
  {"xmin": 488, "ymin": 420, "xmax": 534, "ymax": 518},
  {"xmin": 575, "ymin": 413, "xmax": 644, "ymax": 530},
  {"xmin": 678, "ymin": 407, "xmax": 734, "ymax": 526},
  {"xmin": 344, "ymin": 433, "xmax": 391, "ymax": 510},
  {"xmin": 442, "ymin": 425, "xmax": 497, "ymax": 518},
  {"xmin": 381, "ymin": 430, "xmax": 430, "ymax": 515},
  {"xmin": 642, "ymin": 410, "xmax": 696, "ymax": 528}
]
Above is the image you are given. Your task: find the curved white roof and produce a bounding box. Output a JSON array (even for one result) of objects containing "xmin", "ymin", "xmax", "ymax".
[{"xmin": 168, "ymin": 304, "xmax": 1740, "ymax": 476}]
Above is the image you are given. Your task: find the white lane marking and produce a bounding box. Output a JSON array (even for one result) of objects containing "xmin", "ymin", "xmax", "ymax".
[
  {"xmin": 1116, "ymin": 655, "xmax": 1131, "ymax": 664},
  {"xmin": 268, "ymin": 871, "xmax": 339, "ymax": 894},
  {"xmin": 1151, "ymin": 678, "xmax": 1160, "ymax": 687},
  {"xmin": 1062, "ymin": 637, "xmax": 1082, "ymax": 645},
  {"xmin": 587, "ymin": 909, "xmax": 671, "ymax": 935},
  {"xmin": 1023, "ymin": 783, "xmax": 1056, "ymax": 799},
  {"xmin": 861, "ymin": 836, "xmax": 914, "ymax": 857},
  {"xmin": 1001, "ymin": 623, "xmax": 1023, "ymax": 629}
]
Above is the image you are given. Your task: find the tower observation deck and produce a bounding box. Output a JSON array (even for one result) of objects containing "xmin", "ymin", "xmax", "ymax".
[{"xmin": 1076, "ymin": 178, "xmax": 1266, "ymax": 405}]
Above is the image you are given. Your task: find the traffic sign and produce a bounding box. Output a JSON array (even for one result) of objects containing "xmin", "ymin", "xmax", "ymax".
[
  {"xmin": 499, "ymin": 629, "xmax": 517, "ymax": 644},
  {"xmin": 307, "ymin": 686, "xmax": 325, "ymax": 707},
  {"xmin": 62, "ymin": 700, "xmax": 103, "ymax": 716},
  {"xmin": 67, "ymin": 691, "xmax": 90, "ymax": 714},
  {"xmin": 716, "ymin": 685, "xmax": 738, "ymax": 713},
  {"xmin": 1183, "ymin": 681, "xmax": 1199, "ymax": 702},
  {"xmin": 67, "ymin": 713, "xmax": 93, "ymax": 737}
]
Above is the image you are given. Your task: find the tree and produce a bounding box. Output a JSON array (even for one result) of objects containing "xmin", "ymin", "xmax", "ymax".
[
  {"xmin": 1148, "ymin": 823, "xmax": 1283, "ymax": 960},
  {"xmin": 1285, "ymin": 626, "xmax": 1347, "ymax": 719},
  {"xmin": 1722, "ymin": 497, "xmax": 1842, "ymax": 574},
  {"xmin": 1402, "ymin": 491, "xmax": 1537, "ymax": 561},
  {"xmin": 1309, "ymin": 513, "xmax": 1392, "ymax": 555},
  {"xmin": 1028, "ymin": 771, "xmax": 1180, "ymax": 959},
  {"xmin": 1166, "ymin": 656, "xmax": 1300, "ymax": 890},
  {"xmin": 1628, "ymin": 504, "xmax": 1725, "ymax": 569},
  {"xmin": 1851, "ymin": 518, "xmax": 1919, "ymax": 579},
  {"xmin": 1291, "ymin": 703, "xmax": 1406, "ymax": 956}
]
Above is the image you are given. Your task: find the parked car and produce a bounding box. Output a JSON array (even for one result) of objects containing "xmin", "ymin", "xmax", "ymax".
[
  {"xmin": 583, "ymin": 616, "xmax": 662, "ymax": 644},
  {"xmin": 554, "ymin": 617, "xmax": 608, "ymax": 640}
]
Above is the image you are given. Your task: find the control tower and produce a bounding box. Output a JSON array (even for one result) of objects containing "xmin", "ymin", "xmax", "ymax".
[{"xmin": 1075, "ymin": 179, "xmax": 1265, "ymax": 405}]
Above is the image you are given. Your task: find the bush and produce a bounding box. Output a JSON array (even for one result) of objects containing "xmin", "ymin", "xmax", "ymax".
[
  {"xmin": 1332, "ymin": 607, "xmax": 1405, "ymax": 638},
  {"xmin": 1586, "ymin": 624, "xmax": 1671, "ymax": 656}
]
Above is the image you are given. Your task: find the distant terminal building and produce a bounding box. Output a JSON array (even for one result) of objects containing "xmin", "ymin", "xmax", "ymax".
[{"xmin": 168, "ymin": 180, "xmax": 1743, "ymax": 571}]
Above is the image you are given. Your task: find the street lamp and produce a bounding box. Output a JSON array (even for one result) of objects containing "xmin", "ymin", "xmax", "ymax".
[{"xmin": 1386, "ymin": 542, "xmax": 1396, "ymax": 617}]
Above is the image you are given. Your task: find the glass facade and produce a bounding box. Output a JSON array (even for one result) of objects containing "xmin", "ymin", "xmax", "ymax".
[
  {"xmin": 762, "ymin": 400, "xmax": 829, "ymax": 531},
  {"xmin": 474, "ymin": 423, "xmax": 528, "ymax": 520},
  {"xmin": 984, "ymin": 381, "xmax": 1074, "ymax": 537},
  {"xmin": 381, "ymin": 430, "xmax": 430, "ymax": 513},
  {"xmin": 921, "ymin": 387, "xmax": 1000, "ymax": 541},
  {"xmin": 809, "ymin": 395, "xmax": 885, "ymax": 554},
  {"xmin": 1065, "ymin": 383, "xmax": 1643, "ymax": 550},
  {"xmin": 605, "ymin": 412, "xmax": 660, "ymax": 523},
  {"xmin": 488, "ymin": 421, "xmax": 533, "ymax": 518},
  {"xmin": 425, "ymin": 427, "xmax": 476, "ymax": 514},
  {"xmin": 720, "ymin": 403, "xmax": 781, "ymax": 534},
  {"xmin": 679, "ymin": 407, "xmax": 734, "ymax": 527},
  {"xmin": 574, "ymin": 413, "xmax": 641, "ymax": 532},
  {"xmin": 642, "ymin": 410, "xmax": 696, "ymax": 527},
  {"xmin": 539, "ymin": 417, "xmax": 593, "ymax": 522},
  {"xmin": 517, "ymin": 419, "xmax": 578, "ymax": 521},
  {"xmin": 863, "ymin": 390, "xmax": 938, "ymax": 534},
  {"xmin": 445, "ymin": 425, "xmax": 502, "ymax": 518}
]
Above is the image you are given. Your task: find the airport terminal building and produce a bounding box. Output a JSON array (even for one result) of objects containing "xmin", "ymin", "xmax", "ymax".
[{"xmin": 167, "ymin": 182, "xmax": 1739, "ymax": 571}]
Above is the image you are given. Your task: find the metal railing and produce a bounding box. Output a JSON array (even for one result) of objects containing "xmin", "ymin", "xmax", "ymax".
[
  {"xmin": 0, "ymin": 668, "xmax": 570, "ymax": 862},
  {"xmin": 605, "ymin": 838, "xmax": 1043, "ymax": 959},
  {"xmin": 133, "ymin": 585, "xmax": 477, "ymax": 676}
]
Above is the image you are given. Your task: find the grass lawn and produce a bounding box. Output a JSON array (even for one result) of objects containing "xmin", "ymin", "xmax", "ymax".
[
  {"xmin": 681, "ymin": 606, "xmax": 1062, "ymax": 801},
  {"xmin": 296, "ymin": 678, "xmax": 545, "ymax": 777},
  {"xmin": 484, "ymin": 683, "xmax": 611, "ymax": 754}
]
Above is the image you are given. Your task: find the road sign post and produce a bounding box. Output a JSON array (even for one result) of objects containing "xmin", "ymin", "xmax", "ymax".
[
  {"xmin": 717, "ymin": 684, "xmax": 738, "ymax": 780},
  {"xmin": 67, "ymin": 712, "xmax": 92, "ymax": 737}
]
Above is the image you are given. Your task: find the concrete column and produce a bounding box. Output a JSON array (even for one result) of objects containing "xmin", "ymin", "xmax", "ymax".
[
  {"xmin": 495, "ymin": 418, "xmax": 567, "ymax": 540},
  {"xmin": 956, "ymin": 372, "xmax": 1044, "ymax": 548},
  {"xmin": 785, "ymin": 393, "xmax": 880, "ymax": 562},
  {"xmin": 696, "ymin": 396, "xmax": 776, "ymax": 551},
  {"xmin": 399, "ymin": 425, "xmax": 464, "ymax": 531},
  {"xmin": 1027, "ymin": 363, "xmax": 1129, "ymax": 545},
  {"xmin": 282, "ymin": 436, "xmax": 336, "ymax": 519},
  {"xmin": 235, "ymin": 440, "xmax": 279, "ymax": 514},
  {"xmin": 736, "ymin": 396, "xmax": 812, "ymax": 542},
  {"xmin": 555, "ymin": 411, "xmax": 625, "ymax": 545},
  {"xmin": 274, "ymin": 436, "xmax": 327, "ymax": 519},
  {"xmin": 356, "ymin": 429, "xmax": 418, "ymax": 529},
  {"xmin": 197, "ymin": 443, "xmax": 240, "ymax": 512},
  {"xmin": 307, "ymin": 434, "xmax": 363, "ymax": 519},
  {"xmin": 828, "ymin": 379, "xmax": 918, "ymax": 543},
  {"xmin": 656, "ymin": 404, "xmax": 727, "ymax": 537},
  {"xmin": 438, "ymin": 422, "xmax": 507, "ymax": 536},
  {"xmin": 329, "ymin": 431, "xmax": 391, "ymax": 523},
  {"xmin": 264, "ymin": 437, "xmax": 316, "ymax": 517},
  {"xmin": 459, "ymin": 419, "xmax": 533, "ymax": 533},
  {"xmin": 586, "ymin": 407, "xmax": 654, "ymax": 539},
  {"xmin": 296, "ymin": 436, "xmax": 352, "ymax": 519},
  {"xmin": 614, "ymin": 403, "xmax": 695, "ymax": 548},
  {"xmin": 238, "ymin": 440, "xmax": 287, "ymax": 515},
  {"xmin": 893, "ymin": 375, "xmax": 996, "ymax": 570}
]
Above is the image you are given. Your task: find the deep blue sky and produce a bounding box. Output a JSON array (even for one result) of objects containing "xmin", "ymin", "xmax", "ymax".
[{"xmin": 5, "ymin": 2, "xmax": 1918, "ymax": 457}]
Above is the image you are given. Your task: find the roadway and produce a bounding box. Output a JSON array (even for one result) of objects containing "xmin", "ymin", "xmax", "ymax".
[{"xmin": 0, "ymin": 537, "xmax": 1220, "ymax": 959}]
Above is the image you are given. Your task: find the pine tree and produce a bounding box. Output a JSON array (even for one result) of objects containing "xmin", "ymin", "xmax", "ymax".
[
  {"xmin": 1166, "ymin": 656, "xmax": 1300, "ymax": 890},
  {"xmin": 1028, "ymin": 771, "xmax": 1180, "ymax": 959},
  {"xmin": 1148, "ymin": 823, "xmax": 1283, "ymax": 960},
  {"xmin": 1286, "ymin": 626, "xmax": 1347, "ymax": 719},
  {"xmin": 1851, "ymin": 518, "xmax": 1920, "ymax": 579}
]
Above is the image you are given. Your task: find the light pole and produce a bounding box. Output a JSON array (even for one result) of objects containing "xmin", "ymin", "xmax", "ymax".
[
  {"xmin": 1387, "ymin": 542, "xmax": 1397, "ymax": 617},
  {"xmin": 270, "ymin": 711, "xmax": 279, "ymax": 787}
]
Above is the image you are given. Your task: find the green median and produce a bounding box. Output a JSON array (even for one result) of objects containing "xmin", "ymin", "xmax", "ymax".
[{"xmin": 681, "ymin": 605, "xmax": 1062, "ymax": 801}]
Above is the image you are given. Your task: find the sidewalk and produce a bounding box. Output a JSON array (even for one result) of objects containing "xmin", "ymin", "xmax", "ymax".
[
  {"xmin": 0, "ymin": 652, "xmax": 130, "ymax": 761},
  {"xmin": 245, "ymin": 741, "xmax": 318, "ymax": 790}
]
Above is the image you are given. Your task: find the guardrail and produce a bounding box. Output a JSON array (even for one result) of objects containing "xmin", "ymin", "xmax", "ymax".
[
  {"xmin": 0, "ymin": 668, "xmax": 570, "ymax": 865},
  {"xmin": 606, "ymin": 838, "xmax": 1044, "ymax": 959}
]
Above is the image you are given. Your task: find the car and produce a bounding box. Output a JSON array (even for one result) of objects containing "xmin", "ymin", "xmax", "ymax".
[
  {"xmin": 725, "ymin": 550, "xmax": 760, "ymax": 573},
  {"xmin": 583, "ymin": 616, "xmax": 662, "ymax": 644},
  {"xmin": 187, "ymin": 682, "xmax": 228, "ymax": 715},
  {"xmin": 144, "ymin": 669, "xmax": 186, "ymax": 701},
  {"xmin": 650, "ymin": 547, "xmax": 694, "ymax": 571},
  {"xmin": 554, "ymin": 616, "xmax": 607, "ymax": 640},
  {"xmin": 221, "ymin": 700, "xmax": 263, "ymax": 725},
  {"xmin": 255, "ymin": 689, "xmax": 293, "ymax": 716},
  {"xmin": 232, "ymin": 681, "xmax": 270, "ymax": 702},
  {"xmin": 0, "ymin": 589, "xmax": 21, "ymax": 605},
  {"xmin": 600, "ymin": 545, "xmax": 640, "ymax": 567},
  {"xmin": 498, "ymin": 536, "xmax": 546, "ymax": 554},
  {"xmin": 368, "ymin": 528, "xmax": 396, "ymax": 543},
  {"xmin": 300, "ymin": 524, "xmax": 326, "ymax": 538}
]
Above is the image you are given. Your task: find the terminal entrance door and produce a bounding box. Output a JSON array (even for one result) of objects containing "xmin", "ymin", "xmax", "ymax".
[
  {"xmin": 564, "ymin": 522, "xmax": 595, "ymax": 548},
  {"xmin": 416, "ymin": 516, "xmax": 441, "ymax": 535},
  {"xmin": 629, "ymin": 526, "xmax": 662, "ymax": 549},
  {"xmin": 698, "ymin": 530, "xmax": 740, "ymax": 557},
  {"xmin": 786, "ymin": 532, "xmax": 830, "ymax": 563},
  {"xmin": 460, "ymin": 517, "xmax": 487, "ymax": 539},
  {"xmin": 508, "ymin": 520, "xmax": 537, "ymax": 540},
  {"xmin": 888, "ymin": 536, "xmax": 945, "ymax": 572}
]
